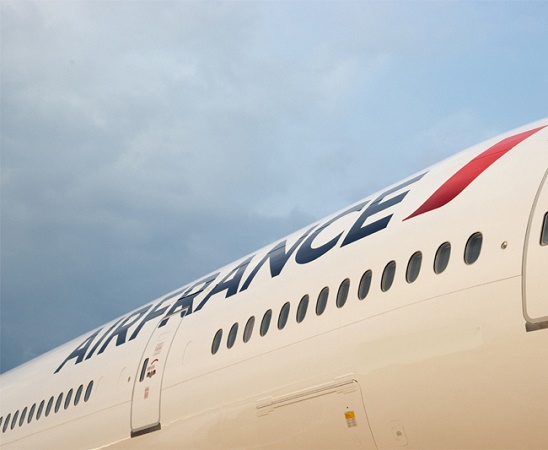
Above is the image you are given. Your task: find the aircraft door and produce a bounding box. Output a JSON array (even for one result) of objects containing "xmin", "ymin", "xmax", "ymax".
[
  {"xmin": 130, "ymin": 312, "xmax": 182, "ymax": 437},
  {"xmin": 523, "ymin": 169, "xmax": 548, "ymax": 328}
]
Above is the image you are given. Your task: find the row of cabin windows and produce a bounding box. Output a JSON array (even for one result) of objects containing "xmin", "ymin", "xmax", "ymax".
[
  {"xmin": 0, "ymin": 380, "xmax": 94, "ymax": 434},
  {"xmin": 211, "ymin": 232, "xmax": 484, "ymax": 355}
]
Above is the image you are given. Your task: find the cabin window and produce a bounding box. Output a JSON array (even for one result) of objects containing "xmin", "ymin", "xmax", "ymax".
[
  {"xmin": 336, "ymin": 279, "xmax": 350, "ymax": 308},
  {"xmin": 64, "ymin": 389, "xmax": 73, "ymax": 410},
  {"xmin": 381, "ymin": 261, "xmax": 396, "ymax": 292},
  {"xmin": 406, "ymin": 251, "xmax": 422, "ymax": 283},
  {"xmin": 211, "ymin": 329, "xmax": 222, "ymax": 354},
  {"xmin": 227, "ymin": 323, "xmax": 238, "ymax": 349},
  {"xmin": 464, "ymin": 232, "xmax": 482, "ymax": 264},
  {"xmin": 19, "ymin": 407, "xmax": 27, "ymax": 426},
  {"xmin": 36, "ymin": 400, "xmax": 45, "ymax": 420},
  {"xmin": 541, "ymin": 212, "xmax": 548, "ymax": 245},
  {"xmin": 296, "ymin": 295, "xmax": 309, "ymax": 323},
  {"xmin": 260, "ymin": 310, "xmax": 272, "ymax": 336},
  {"xmin": 243, "ymin": 316, "xmax": 255, "ymax": 343},
  {"xmin": 278, "ymin": 302, "xmax": 290, "ymax": 330},
  {"xmin": 27, "ymin": 404, "xmax": 36, "ymax": 424},
  {"xmin": 55, "ymin": 393, "xmax": 63, "ymax": 413},
  {"xmin": 84, "ymin": 381, "xmax": 93, "ymax": 402},
  {"xmin": 358, "ymin": 270, "xmax": 372, "ymax": 300},
  {"xmin": 10, "ymin": 411, "xmax": 19, "ymax": 430},
  {"xmin": 316, "ymin": 287, "xmax": 329, "ymax": 315},
  {"xmin": 45, "ymin": 397, "xmax": 54, "ymax": 417},
  {"xmin": 74, "ymin": 385, "xmax": 83, "ymax": 406},
  {"xmin": 2, "ymin": 414, "xmax": 10, "ymax": 432},
  {"xmin": 434, "ymin": 242, "xmax": 451, "ymax": 274}
]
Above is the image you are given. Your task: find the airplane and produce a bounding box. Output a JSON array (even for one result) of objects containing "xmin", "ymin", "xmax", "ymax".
[{"xmin": 1, "ymin": 118, "xmax": 547, "ymax": 449}]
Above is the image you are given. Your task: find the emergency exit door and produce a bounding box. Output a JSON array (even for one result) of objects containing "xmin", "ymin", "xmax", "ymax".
[
  {"xmin": 130, "ymin": 312, "xmax": 181, "ymax": 436},
  {"xmin": 523, "ymin": 170, "xmax": 548, "ymax": 326}
]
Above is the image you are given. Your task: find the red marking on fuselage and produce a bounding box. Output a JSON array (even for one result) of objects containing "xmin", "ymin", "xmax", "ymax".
[{"xmin": 404, "ymin": 125, "xmax": 546, "ymax": 220}]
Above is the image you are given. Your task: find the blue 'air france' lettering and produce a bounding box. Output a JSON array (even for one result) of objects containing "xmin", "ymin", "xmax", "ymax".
[{"xmin": 54, "ymin": 174, "xmax": 425, "ymax": 373}]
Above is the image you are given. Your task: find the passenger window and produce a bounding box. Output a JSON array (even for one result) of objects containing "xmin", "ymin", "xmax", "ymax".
[
  {"xmin": 260, "ymin": 309, "xmax": 272, "ymax": 336},
  {"xmin": 464, "ymin": 232, "xmax": 482, "ymax": 264},
  {"xmin": 28, "ymin": 404, "xmax": 36, "ymax": 424},
  {"xmin": 211, "ymin": 329, "xmax": 222, "ymax": 354},
  {"xmin": 381, "ymin": 261, "xmax": 396, "ymax": 292},
  {"xmin": 3, "ymin": 414, "xmax": 10, "ymax": 432},
  {"xmin": 74, "ymin": 385, "xmax": 83, "ymax": 406},
  {"xmin": 406, "ymin": 251, "xmax": 422, "ymax": 283},
  {"xmin": 541, "ymin": 212, "xmax": 548, "ymax": 245},
  {"xmin": 316, "ymin": 287, "xmax": 329, "ymax": 315},
  {"xmin": 11, "ymin": 411, "xmax": 19, "ymax": 430},
  {"xmin": 55, "ymin": 393, "xmax": 63, "ymax": 413},
  {"xmin": 36, "ymin": 400, "xmax": 45, "ymax": 420},
  {"xmin": 227, "ymin": 323, "xmax": 238, "ymax": 349},
  {"xmin": 64, "ymin": 389, "xmax": 73, "ymax": 410},
  {"xmin": 336, "ymin": 279, "xmax": 350, "ymax": 308},
  {"xmin": 243, "ymin": 316, "xmax": 255, "ymax": 343},
  {"xmin": 358, "ymin": 270, "xmax": 372, "ymax": 300},
  {"xmin": 19, "ymin": 407, "xmax": 27, "ymax": 426},
  {"xmin": 84, "ymin": 381, "xmax": 93, "ymax": 402},
  {"xmin": 296, "ymin": 295, "xmax": 309, "ymax": 323},
  {"xmin": 45, "ymin": 397, "xmax": 54, "ymax": 417},
  {"xmin": 278, "ymin": 302, "xmax": 290, "ymax": 330},
  {"xmin": 434, "ymin": 242, "xmax": 451, "ymax": 273}
]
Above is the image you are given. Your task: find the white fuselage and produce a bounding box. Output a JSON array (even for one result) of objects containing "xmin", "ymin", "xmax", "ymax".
[{"xmin": 1, "ymin": 120, "xmax": 547, "ymax": 449}]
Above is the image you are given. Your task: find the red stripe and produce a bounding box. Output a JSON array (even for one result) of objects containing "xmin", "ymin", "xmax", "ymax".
[{"xmin": 404, "ymin": 125, "xmax": 546, "ymax": 220}]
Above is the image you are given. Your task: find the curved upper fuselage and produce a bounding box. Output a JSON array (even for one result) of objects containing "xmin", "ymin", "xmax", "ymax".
[{"xmin": 1, "ymin": 119, "xmax": 547, "ymax": 449}]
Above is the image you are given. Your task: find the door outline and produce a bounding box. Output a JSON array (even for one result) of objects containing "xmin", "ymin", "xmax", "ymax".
[
  {"xmin": 523, "ymin": 169, "xmax": 548, "ymax": 328},
  {"xmin": 130, "ymin": 310, "xmax": 183, "ymax": 437}
]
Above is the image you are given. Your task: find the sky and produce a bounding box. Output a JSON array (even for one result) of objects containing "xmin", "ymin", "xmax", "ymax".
[{"xmin": 1, "ymin": 0, "xmax": 547, "ymax": 373}]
